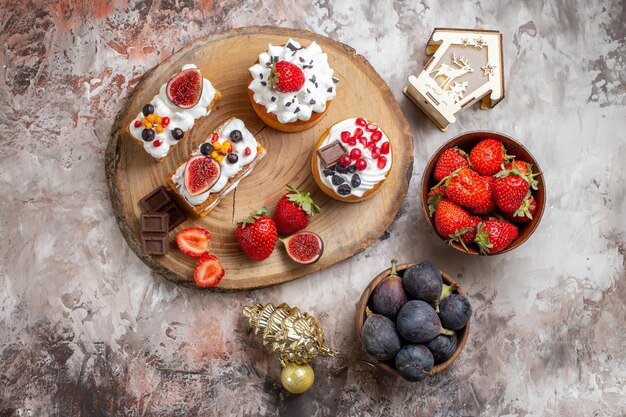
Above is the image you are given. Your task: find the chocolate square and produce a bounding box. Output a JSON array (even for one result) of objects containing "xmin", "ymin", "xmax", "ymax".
[
  {"xmin": 141, "ymin": 234, "xmax": 168, "ymax": 255},
  {"xmin": 317, "ymin": 140, "xmax": 347, "ymax": 168},
  {"xmin": 139, "ymin": 186, "xmax": 172, "ymax": 212},
  {"xmin": 140, "ymin": 213, "xmax": 169, "ymax": 234},
  {"xmin": 163, "ymin": 202, "xmax": 186, "ymax": 231}
]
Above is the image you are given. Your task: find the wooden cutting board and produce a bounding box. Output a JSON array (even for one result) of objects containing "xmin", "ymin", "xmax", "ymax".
[{"xmin": 105, "ymin": 26, "xmax": 413, "ymax": 291}]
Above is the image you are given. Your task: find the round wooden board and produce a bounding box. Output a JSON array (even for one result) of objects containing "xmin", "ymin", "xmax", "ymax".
[{"xmin": 106, "ymin": 26, "xmax": 413, "ymax": 291}]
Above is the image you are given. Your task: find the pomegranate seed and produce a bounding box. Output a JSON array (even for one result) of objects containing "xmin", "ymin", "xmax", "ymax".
[
  {"xmin": 228, "ymin": 145, "xmax": 233, "ymax": 153},
  {"xmin": 381, "ymin": 142, "xmax": 390, "ymax": 154},
  {"xmin": 134, "ymin": 120, "xmax": 141, "ymax": 128},
  {"xmin": 153, "ymin": 140, "xmax": 162, "ymax": 147},
  {"xmin": 211, "ymin": 133, "xmax": 219, "ymax": 143},
  {"xmin": 368, "ymin": 140, "xmax": 377, "ymax": 148},
  {"xmin": 350, "ymin": 148, "xmax": 362, "ymax": 160},
  {"xmin": 377, "ymin": 156, "xmax": 387, "ymax": 169},
  {"xmin": 371, "ymin": 147, "xmax": 381, "ymax": 159},
  {"xmin": 340, "ymin": 131, "xmax": 350, "ymax": 143},
  {"xmin": 348, "ymin": 137, "xmax": 357, "ymax": 146},
  {"xmin": 371, "ymin": 131, "xmax": 383, "ymax": 142},
  {"xmin": 355, "ymin": 117, "xmax": 367, "ymax": 126},
  {"xmin": 359, "ymin": 137, "xmax": 368, "ymax": 147},
  {"xmin": 244, "ymin": 147, "xmax": 251, "ymax": 156},
  {"xmin": 366, "ymin": 123, "xmax": 378, "ymax": 132},
  {"xmin": 161, "ymin": 117, "xmax": 170, "ymax": 127},
  {"xmin": 339, "ymin": 154, "xmax": 351, "ymax": 167},
  {"xmin": 355, "ymin": 158, "xmax": 367, "ymax": 171},
  {"xmin": 354, "ymin": 128, "xmax": 363, "ymax": 138}
]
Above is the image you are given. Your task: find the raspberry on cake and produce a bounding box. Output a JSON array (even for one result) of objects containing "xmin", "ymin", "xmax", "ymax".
[
  {"xmin": 311, "ymin": 117, "xmax": 393, "ymax": 202},
  {"xmin": 166, "ymin": 118, "xmax": 267, "ymax": 217},
  {"xmin": 248, "ymin": 38, "xmax": 338, "ymax": 132},
  {"xmin": 127, "ymin": 64, "xmax": 221, "ymax": 161}
]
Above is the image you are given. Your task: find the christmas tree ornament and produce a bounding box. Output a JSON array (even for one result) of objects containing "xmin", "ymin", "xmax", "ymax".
[
  {"xmin": 242, "ymin": 302, "xmax": 335, "ymax": 394},
  {"xmin": 280, "ymin": 362, "xmax": 315, "ymax": 394},
  {"xmin": 404, "ymin": 28, "xmax": 504, "ymax": 131}
]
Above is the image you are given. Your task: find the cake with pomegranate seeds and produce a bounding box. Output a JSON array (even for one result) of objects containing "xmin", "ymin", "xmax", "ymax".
[
  {"xmin": 248, "ymin": 38, "xmax": 338, "ymax": 133},
  {"xmin": 127, "ymin": 64, "xmax": 221, "ymax": 161},
  {"xmin": 166, "ymin": 118, "xmax": 267, "ymax": 217},
  {"xmin": 311, "ymin": 117, "xmax": 392, "ymax": 202}
]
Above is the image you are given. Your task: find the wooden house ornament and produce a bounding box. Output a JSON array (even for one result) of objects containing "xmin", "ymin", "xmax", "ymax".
[{"xmin": 404, "ymin": 28, "xmax": 504, "ymax": 131}]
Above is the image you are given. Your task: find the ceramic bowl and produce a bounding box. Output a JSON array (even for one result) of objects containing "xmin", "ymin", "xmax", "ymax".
[
  {"xmin": 421, "ymin": 131, "xmax": 546, "ymax": 255},
  {"xmin": 356, "ymin": 262, "xmax": 470, "ymax": 377}
]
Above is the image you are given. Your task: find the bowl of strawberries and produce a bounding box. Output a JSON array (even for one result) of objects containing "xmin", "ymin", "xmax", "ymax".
[{"xmin": 421, "ymin": 131, "xmax": 545, "ymax": 255}]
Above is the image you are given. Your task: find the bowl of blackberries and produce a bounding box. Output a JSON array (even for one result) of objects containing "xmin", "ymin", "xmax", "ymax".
[{"xmin": 356, "ymin": 260, "xmax": 471, "ymax": 382}]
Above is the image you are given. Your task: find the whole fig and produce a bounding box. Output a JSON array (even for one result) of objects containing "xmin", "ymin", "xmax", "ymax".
[
  {"xmin": 361, "ymin": 312, "xmax": 401, "ymax": 361},
  {"xmin": 370, "ymin": 259, "xmax": 408, "ymax": 319},
  {"xmin": 403, "ymin": 261, "xmax": 443, "ymax": 310},
  {"xmin": 439, "ymin": 294, "xmax": 472, "ymax": 330},
  {"xmin": 395, "ymin": 345, "xmax": 434, "ymax": 382},
  {"xmin": 425, "ymin": 333, "xmax": 458, "ymax": 364},
  {"xmin": 397, "ymin": 300, "xmax": 453, "ymax": 343}
]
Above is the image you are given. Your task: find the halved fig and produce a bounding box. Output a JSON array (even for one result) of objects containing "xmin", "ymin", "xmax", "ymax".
[
  {"xmin": 281, "ymin": 231, "xmax": 324, "ymax": 264},
  {"xmin": 184, "ymin": 156, "xmax": 221, "ymax": 196},
  {"xmin": 166, "ymin": 68, "xmax": 203, "ymax": 109}
]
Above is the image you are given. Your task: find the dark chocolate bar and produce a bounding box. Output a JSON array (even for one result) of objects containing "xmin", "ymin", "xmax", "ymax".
[
  {"xmin": 139, "ymin": 186, "xmax": 172, "ymax": 212},
  {"xmin": 139, "ymin": 186, "xmax": 187, "ymax": 231},
  {"xmin": 163, "ymin": 202, "xmax": 186, "ymax": 231},
  {"xmin": 317, "ymin": 140, "xmax": 347, "ymax": 168},
  {"xmin": 141, "ymin": 234, "xmax": 169, "ymax": 255},
  {"xmin": 140, "ymin": 213, "xmax": 169, "ymax": 234}
]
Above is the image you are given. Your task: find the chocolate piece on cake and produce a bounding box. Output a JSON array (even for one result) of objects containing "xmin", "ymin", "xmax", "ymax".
[{"xmin": 317, "ymin": 140, "xmax": 347, "ymax": 168}]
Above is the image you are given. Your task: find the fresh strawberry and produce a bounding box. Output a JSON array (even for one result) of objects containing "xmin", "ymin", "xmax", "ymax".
[
  {"xmin": 269, "ymin": 61, "xmax": 305, "ymax": 93},
  {"xmin": 434, "ymin": 199, "xmax": 475, "ymax": 251},
  {"xmin": 503, "ymin": 192, "xmax": 537, "ymax": 223},
  {"xmin": 493, "ymin": 163, "xmax": 531, "ymax": 213},
  {"xmin": 193, "ymin": 254, "xmax": 225, "ymax": 287},
  {"xmin": 176, "ymin": 227, "xmax": 211, "ymax": 258},
  {"xmin": 464, "ymin": 215, "xmax": 482, "ymax": 243},
  {"xmin": 439, "ymin": 167, "xmax": 492, "ymax": 214},
  {"xmin": 474, "ymin": 219, "xmax": 519, "ymax": 255},
  {"xmin": 469, "ymin": 139, "xmax": 511, "ymax": 175},
  {"xmin": 505, "ymin": 160, "xmax": 540, "ymax": 190},
  {"xmin": 434, "ymin": 147, "xmax": 469, "ymax": 181},
  {"xmin": 427, "ymin": 186, "xmax": 445, "ymax": 217},
  {"xmin": 274, "ymin": 184, "xmax": 321, "ymax": 235},
  {"xmin": 471, "ymin": 175, "xmax": 496, "ymax": 215},
  {"xmin": 236, "ymin": 208, "xmax": 278, "ymax": 261},
  {"xmin": 507, "ymin": 160, "xmax": 530, "ymax": 175}
]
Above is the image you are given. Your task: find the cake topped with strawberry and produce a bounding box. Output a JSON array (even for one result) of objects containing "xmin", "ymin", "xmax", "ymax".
[
  {"xmin": 248, "ymin": 39, "xmax": 337, "ymax": 125},
  {"xmin": 312, "ymin": 117, "xmax": 392, "ymax": 202},
  {"xmin": 166, "ymin": 118, "xmax": 266, "ymax": 217},
  {"xmin": 128, "ymin": 64, "xmax": 221, "ymax": 161}
]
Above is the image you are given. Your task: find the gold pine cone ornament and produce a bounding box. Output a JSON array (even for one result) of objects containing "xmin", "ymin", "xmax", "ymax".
[{"xmin": 242, "ymin": 302, "xmax": 335, "ymax": 394}]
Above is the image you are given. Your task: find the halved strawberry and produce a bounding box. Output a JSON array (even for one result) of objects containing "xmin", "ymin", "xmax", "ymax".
[
  {"xmin": 176, "ymin": 227, "xmax": 211, "ymax": 258},
  {"xmin": 193, "ymin": 254, "xmax": 224, "ymax": 287}
]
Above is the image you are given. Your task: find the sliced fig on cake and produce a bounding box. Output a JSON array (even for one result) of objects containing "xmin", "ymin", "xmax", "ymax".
[
  {"xmin": 280, "ymin": 231, "xmax": 324, "ymax": 264},
  {"xmin": 166, "ymin": 68, "xmax": 203, "ymax": 109},
  {"xmin": 184, "ymin": 156, "xmax": 221, "ymax": 196}
]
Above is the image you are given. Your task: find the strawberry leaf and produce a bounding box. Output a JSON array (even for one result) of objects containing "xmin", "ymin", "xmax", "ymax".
[
  {"xmin": 238, "ymin": 207, "xmax": 270, "ymax": 227},
  {"xmin": 284, "ymin": 184, "xmax": 320, "ymax": 215}
]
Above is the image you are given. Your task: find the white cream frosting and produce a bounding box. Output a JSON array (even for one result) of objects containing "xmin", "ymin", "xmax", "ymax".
[
  {"xmin": 172, "ymin": 118, "xmax": 261, "ymax": 206},
  {"xmin": 248, "ymin": 39, "xmax": 337, "ymax": 124},
  {"xmin": 317, "ymin": 118, "xmax": 392, "ymax": 198},
  {"xmin": 129, "ymin": 64, "xmax": 217, "ymax": 159}
]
